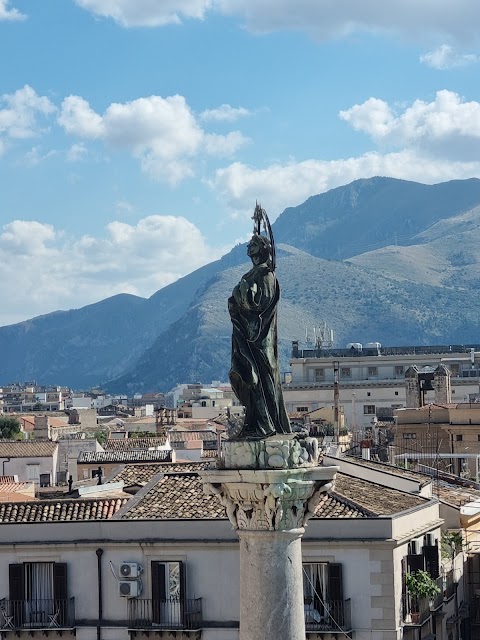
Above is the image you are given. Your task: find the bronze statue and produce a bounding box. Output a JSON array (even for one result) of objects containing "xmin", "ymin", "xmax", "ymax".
[{"xmin": 228, "ymin": 204, "xmax": 291, "ymax": 440}]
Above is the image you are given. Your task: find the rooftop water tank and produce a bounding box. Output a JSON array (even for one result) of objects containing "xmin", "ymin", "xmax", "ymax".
[
  {"xmin": 346, "ymin": 342, "xmax": 363, "ymax": 350},
  {"xmin": 365, "ymin": 342, "xmax": 382, "ymax": 349}
]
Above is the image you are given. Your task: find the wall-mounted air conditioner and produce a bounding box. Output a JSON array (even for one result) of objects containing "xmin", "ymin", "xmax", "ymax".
[
  {"xmin": 119, "ymin": 580, "xmax": 141, "ymax": 598},
  {"xmin": 119, "ymin": 562, "xmax": 142, "ymax": 578}
]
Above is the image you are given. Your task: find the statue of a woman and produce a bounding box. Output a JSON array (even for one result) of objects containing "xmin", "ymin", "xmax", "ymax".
[{"xmin": 228, "ymin": 205, "xmax": 291, "ymax": 439}]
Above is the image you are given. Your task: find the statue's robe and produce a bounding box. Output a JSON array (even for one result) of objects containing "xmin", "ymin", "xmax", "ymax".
[{"xmin": 228, "ymin": 262, "xmax": 291, "ymax": 439}]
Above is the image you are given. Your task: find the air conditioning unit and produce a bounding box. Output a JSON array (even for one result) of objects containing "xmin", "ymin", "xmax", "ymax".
[
  {"xmin": 119, "ymin": 562, "xmax": 142, "ymax": 578},
  {"xmin": 119, "ymin": 580, "xmax": 141, "ymax": 598}
]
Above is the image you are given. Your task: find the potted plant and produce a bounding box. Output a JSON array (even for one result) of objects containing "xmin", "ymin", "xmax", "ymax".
[{"xmin": 405, "ymin": 570, "xmax": 441, "ymax": 623}]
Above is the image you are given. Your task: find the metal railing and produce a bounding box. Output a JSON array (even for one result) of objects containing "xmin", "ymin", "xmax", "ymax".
[
  {"xmin": 0, "ymin": 598, "xmax": 75, "ymax": 630},
  {"xmin": 304, "ymin": 598, "xmax": 351, "ymax": 632},
  {"xmin": 128, "ymin": 598, "xmax": 202, "ymax": 630},
  {"xmin": 443, "ymin": 570, "xmax": 456, "ymax": 601},
  {"xmin": 402, "ymin": 595, "xmax": 432, "ymax": 626}
]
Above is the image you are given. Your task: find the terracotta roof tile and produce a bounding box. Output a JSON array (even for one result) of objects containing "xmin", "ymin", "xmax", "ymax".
[
  {"xmin": 104, "ymin": 437, "xmax": 167, "ymax": 451},
  {"xmin": 110, "ymin": 462, "xmax": 211, "ymax": 485},
  {"xmin": 120, "ymin": 469, "xmax": 426, "ymax": 521},
  {"xmin": 331, "ymin": 474, "xmax": 427, "ymax": 515},
  {"xmin": 78, "ymin": 450, "xmax": 172, "ymax": 464},
  {"xmin": 0, "ymin": 497, "xmax": 128, "ymax": 523},
  {"xmin": 167, "ymin": 430, "xmax": 218, "ymax": 442},
  {"xmin": 0, "ymin": 442, "xmax": 58, "ymax": 458}
]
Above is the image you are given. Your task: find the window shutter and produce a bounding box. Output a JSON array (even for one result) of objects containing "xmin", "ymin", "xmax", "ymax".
[
  {"xmin": 151, "ymin": 562, "xmax": 166, "ymax": 601},
  {"xmin": 53, "ymin": 563, "xmax": 68, "ymax": 600},
  {"xmin": 179, "ymin": 561, "xmax": 185, "ymax": 601},
  {"xmin": 423, "ymin": 545, "xmax": 439, "ymax": 579},
  {"xmin": 401, "ymin": 558, "xmax": 407, "ymax": 620},
  {"xmin": 407, "ymin": 554, "xmax": 424, "ymax": 573},
  {"xmin": 327, "ymin": 563, "xmax": 343, "ymax": 602},
  {"xmin": 9, "ymin": 564, "xmax": 24, "ymax": 600},
  {"xmin": 9, "ymin": 564, "xmax": 25, "ymax": 627}
]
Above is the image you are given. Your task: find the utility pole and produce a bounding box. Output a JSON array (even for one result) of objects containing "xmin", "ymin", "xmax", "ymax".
[{"xmin": 333, "ymin": 361, "xmax": 339, "ymax": 443}]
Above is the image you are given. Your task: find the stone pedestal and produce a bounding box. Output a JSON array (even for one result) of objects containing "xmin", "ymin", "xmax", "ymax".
[{"xmin": 201, "ymin": 463, "xmax": 338, "ymax": 640}]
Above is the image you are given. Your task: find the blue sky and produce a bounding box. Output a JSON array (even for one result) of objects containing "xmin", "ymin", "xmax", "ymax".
[{"xmin": 1, "ymin": 0, "xmax": 480, "ymax": 325}]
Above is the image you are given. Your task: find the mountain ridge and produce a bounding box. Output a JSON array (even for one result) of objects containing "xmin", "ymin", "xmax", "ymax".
[{"xmin": 3, "ymin": 176, "xmax": 480, "ymax": 390}]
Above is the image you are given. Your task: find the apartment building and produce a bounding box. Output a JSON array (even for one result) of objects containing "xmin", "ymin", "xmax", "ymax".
[
  {"xmin": 284, "ymin": 342, "xmax": 480, "ymax": 428},
  {"xmin": 0, "ymin": 459, "xmax": 454, "ymax": 640}
]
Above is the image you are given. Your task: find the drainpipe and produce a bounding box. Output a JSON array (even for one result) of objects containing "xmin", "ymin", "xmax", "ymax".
[
  {"xmin": 96, "ymin": 548, "xmax": 103, "ymax": 640},
  {"xmin": 2, "ymin": 457, "xmax": 11, "ymax": 476}
]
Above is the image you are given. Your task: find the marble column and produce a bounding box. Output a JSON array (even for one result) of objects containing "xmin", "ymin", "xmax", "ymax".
[{"xmin": 201, "ymin": 459, "xmax": 338, "ymax": 640}]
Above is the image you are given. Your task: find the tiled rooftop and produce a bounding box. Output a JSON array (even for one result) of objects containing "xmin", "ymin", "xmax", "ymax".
[
  {"xmin": 343, "ymin": 455, "xmax": 432, "ymax": 487},
  {"xmin": 78, "ymin": 450, "xmax": 172, "ymax": 464},
  {"xmin": 104, "ymin": 436, "xmax": 167, "ymax": 451},
  {"xmin": 109, "ymin": 462, "xmax": 211, "ymax": 485},
  {"xmin": 0, "ymin": 441, "xmax": 58, "ymax": 458},
  {"xmin": 434, "ymin": 480, "xmax": 480, "ymax": 508},
  {"xmin": 0, "ymin": 497, "xmax": 128, "ymax": 523},
  {"xmin": 167, "ymin": 430, "xmax": 218, "ymax": 442},
  {"xmin": 119, "ymin": 470, "xmax": 426, "ymax": 521},
  {"xmin": 121, "ymin": 474, "xmax": 226, "ymax": 520},
  {"xmin": 332, "ymin": 473, "xmax": 427, "ymax": 516}
]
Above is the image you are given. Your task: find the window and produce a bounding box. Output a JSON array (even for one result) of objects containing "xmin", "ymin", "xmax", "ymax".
[
  {"xmin": 296, "ymin": 407, "xmax": 308, "ymax": 413},
  {"xmin": 363, "ymin": 405, "xmax": 376, "ymax": 415},
  {"xmin": 395, "ymin": 391, "xmax": 399, "ymax": 396},
  {"xmin": 456, "ymin": 434, "xmax": 463, "ymax": 441},
  {"xmin": 151, "ymin": 561, "xmax": 184, "ymax": 625},
  {"xmin": 9, "ymin": 562, "xmax": 68, "ymax": 627},
  {"xmin": 395, "ymin": 365, "xmax": 404, "ymax": 376},
  {"xmin": 314, "ymin": 368, "xmax": 325, "ymax": 381},
  {"xmin": 367, "ymin": 366, "xmax": 377, "ymax": 377},
  {"xmin": 450, "ymin": 364, "xmax": 460, "ymax": 377},
  {"xmin": 367, "ymin": 392, "xmax": 371, "ymax": 397},
  {"xmin": 303, "ymin": 563, "xmax": 344, "ymax": 627},
  {"xmin": 26, "ymin": 465, "xmax": 40, "ymax": 482},
  {"xmin": 340, "ymin": 367, "xmax": 351, "ymax": 378}
]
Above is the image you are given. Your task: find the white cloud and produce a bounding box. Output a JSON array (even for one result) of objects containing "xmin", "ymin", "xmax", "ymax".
[
  {"xmin": 74, "ymin": 0, "xmax": 211, "ymax": 26},
  {"xmin": 340, "ymin": 90, "xmax": 480, "ymax": 159},
  {"xmin": 212, "ymin": 152, "xmax": 480, "ymax": 219},
  {"xmin": 0, "ymin": 0, "xmax": 25, "ymax": 21},
  {"xmin": 200, "ymin": 104, "xmax": 251, "ymax": 122},
  {"xmin": 420, "ymin": 44, "xmax": 479, "ymax": 69},
  {"xmin": 0, "ymin": 86, "xmax": 56, "ymax": 150},
  {"xmin": 58, "ymin": 93, "xmax": 248, "ymax": 183},
  {"xmin": 0, "ymin": 216, "xmax": 224, "ymax": 326},
  {"xmin": 218, "ymin": 0, "xmax": 480, "ymax": 44},
  {"xmin": 21, "ymin": 146, "xmax": 56, "ymax": 167},
  {"xmin": 66, "ymin": 142, "xmax": 88, "ymax": 162},
  {"xmin": 74, "ymin": 0, "xmax": 480, "ymax": 44},
  {"xmin": 58, "ymin": 96, "xmax": 104, "ymax": 138}
]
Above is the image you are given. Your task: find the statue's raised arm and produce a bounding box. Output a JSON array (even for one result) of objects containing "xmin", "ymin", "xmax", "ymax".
[{"xmin": 228, "ymin": 204, "xmax": 291, "ymax": 440}]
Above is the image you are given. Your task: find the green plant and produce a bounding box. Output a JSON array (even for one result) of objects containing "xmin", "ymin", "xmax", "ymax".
[
  {"xmin": 405, "ymin": 570, "xmax": 441, "ymax": 603},
  {"xmin": 441, "ymin": 531, "xmax": 462, "ymax": 561},
  {"xmin": 0, "ymin": 416, "xmax": 21, "ymax": 439}
]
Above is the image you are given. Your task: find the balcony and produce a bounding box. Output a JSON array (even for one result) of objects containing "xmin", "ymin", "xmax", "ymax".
[
  {"xmin": 128, "ymin": 598, "xmax": 203, "ymax": 635},
  {"xmin": 0, "ymin": 598, "xmax": 75, "ymax": 632},
  {"xmin": 304, "ymin": 598, "xmax": 352, "ymax": 634}
]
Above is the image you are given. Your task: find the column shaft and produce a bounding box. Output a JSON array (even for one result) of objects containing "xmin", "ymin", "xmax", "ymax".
[{"xmin": 239, "ymin": 528, "xmax": 305, "ymax": 640}]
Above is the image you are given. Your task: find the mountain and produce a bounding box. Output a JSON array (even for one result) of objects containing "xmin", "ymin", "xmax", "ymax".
[
  {"xmin": 3, "ymin": 176, "xmax": 480, "ymax": 391},
  {"xmin": 273, "ymin": 176, "xmax": 480, "ymax": 259}
]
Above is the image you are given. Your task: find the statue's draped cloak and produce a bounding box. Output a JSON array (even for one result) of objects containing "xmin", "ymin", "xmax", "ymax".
[{"xmin": 228, "ymin": 263, "xmax": 291, "ymax": 439}]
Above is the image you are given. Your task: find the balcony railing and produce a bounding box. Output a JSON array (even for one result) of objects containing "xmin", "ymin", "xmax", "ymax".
[
  {"xmin": 443, "ymin": 570, "xmax": 456, "ymax": 601},
  {"xmin": 0, "ymin": 598, "xmax": 75, "ymax": 630},
  {"xmin": 402, "ymin": 595, "xmax": 433, "ymax": 626},
  {"xmin": 304, "ymin": 598, "xmax": 351, "ymax": 632},
  {"xmin": 128, "ymin": 598, "xmax": 203, "ymax": 630}
]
